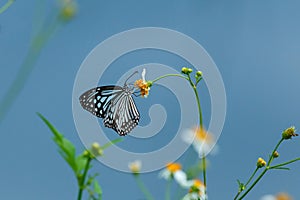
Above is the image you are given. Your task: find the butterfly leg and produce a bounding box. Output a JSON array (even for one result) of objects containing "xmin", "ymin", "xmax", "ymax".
[{"xmin": 133, "ymin": 91, "xmax": 141, "ymax": 97}]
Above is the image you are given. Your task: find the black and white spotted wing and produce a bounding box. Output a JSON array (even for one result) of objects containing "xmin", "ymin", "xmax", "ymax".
[{"xmin": 79, "ymin": 85, "xmax": 140, "ymax": 136}]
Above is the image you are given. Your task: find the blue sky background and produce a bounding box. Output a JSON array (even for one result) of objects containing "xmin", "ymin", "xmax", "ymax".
[{"xmin": 0, "ymin": 0, "xmax": 300, "ymax": 199}]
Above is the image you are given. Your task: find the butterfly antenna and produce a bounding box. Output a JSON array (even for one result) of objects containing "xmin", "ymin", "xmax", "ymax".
[{"xmin": 124, "ymin": 71, "xmax": 138, "ymax": 85}]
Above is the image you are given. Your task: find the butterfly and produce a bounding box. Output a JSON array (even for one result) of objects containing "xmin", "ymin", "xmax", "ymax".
[{"xmin": 79, "ymin": 73, "xmax": 140, "ymax": 136}]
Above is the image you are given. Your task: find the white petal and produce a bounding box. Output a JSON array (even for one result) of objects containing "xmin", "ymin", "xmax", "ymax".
[
  {"xmin": 142, "ymin": 68, "xmax": 146, "ymax": 81},
  {"xmin": 174, "ymin": 170, "xmax": 193, "ymax": 188},
  {"xmin": 174, "ymin": 170, "xmax": 186, "ymax": 183},
  {"xmin": 159, "ymin": 169, "xmax": 171, "ymax": 180},
  {"xmin": 181, "ymin": 129, "xmax": 196, "ymax": 144},
  {"xmin": 193, "ymin": 141, "xmax": 209, "ymax": 156},
  {"xmin": 128, "ymin": 160, "xmax": 142, "ymax": 172},
  {"xmin": 182, "ymin": 192, "xmax": 201, "ymax": 200},
  {"xmin": 193, "ymin": 141, "xmax": 218, "ymax": 157}
]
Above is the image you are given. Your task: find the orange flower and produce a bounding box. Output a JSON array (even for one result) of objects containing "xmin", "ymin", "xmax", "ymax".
[
  {"xmin": 134, "ymin": 69, "xmax": 151, "ymax": 97},
  {"xmin": 159, "ymin": 162, "xmax": 191, "ymax": 188},
  {"xmin": 166, "ymin": 162, "xmax": 182, "ymax": 173},
  {"xmin": 183, "ymin": 179, "xmax": 206, "ymax": 200},
  {"xmin": 182, "ymin": 126, "xmax": 218, "ymax": 157}
]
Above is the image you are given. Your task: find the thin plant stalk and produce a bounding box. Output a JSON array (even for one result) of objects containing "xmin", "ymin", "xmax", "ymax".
[
  {"xmin": 165, "ymin": 178, "xmax": 172, "ymax": 200},
  {"xmin": 233, "ymin": 167, "xmax": 259, "ymax": 200},
  {"xmin": 134, "ymin": 175, "xmax": 155, "ymax": 200},
  {"xmin": 77, "ymin": 157, "xmax": 92, "ymax": 200},
  {"xmin": 0, "ymin": 0, "xmax": 14, "ymax": 14},
  {"xmin": 186, "ymin": 73, "xmax": 206, "ymax": 199},
  {"xmin": 152, "ymin": 71, "xmax": 206, "ymax": 199},
  {"xmin": 0, "ymin": 17, "xmax": 61, "ymax": 123},
  {"xmin": 236, "ymin": 138, "xmax": 285, "ymax": 200}
]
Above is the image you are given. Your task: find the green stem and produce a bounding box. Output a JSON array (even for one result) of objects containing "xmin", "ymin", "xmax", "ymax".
[
  {"xmin": 186, "ymin": 74, "xmax": 203, "ymax": 128},
  {"xmin": 150, "ymin": 71, "xmax": 205, "ymax": 198},
  {"xmin": 237, "ymin": 168, "xmax": 268, "ymax": 200},
  {"xmin": 267, "ymin": 138, "xmax": 284, "ymax": 166},
  {"xmin": 134, "ymin": 175, "xmax": 155, "ymax": 200},
  {"xmin": 186, "ymin": 73, "xmax": 206, "ymax": 199},
  {"xmin": 233, "ymin": 167, "xmax": 259, "ymax": 200},
  {"xmin": 193, "ymin": 85, "xmax": 203, "ymax": 129},
  {"xmin": 151, "ymin": 74, "xmax": 188, "ymax": 83},
  {"xmin": 165, "ymin": 178, "xmax": 171, "ymax": 200},
  {"xmin": 77, "ymin": 157, "xmax": 92, "ymax": 200},
  {"xmin": 270, "ymin": 158, "xmax": 300, "ymax": 169},
  {"xmin": 202, "ymin": 153, "xmax": 207, "ymax": 188},
  {"xmin": 245, "ymin": 167, "xmax": 258, "ymax": 187},
  {"xmin": 236, "ymin": 138, "xmax": 284, "ymax": 200},
  {"xmin": 0, "ymin": 0, "xmax": 14, "ymax": 14},
  {"xmin": 0, "ymin": 16, "xmax": 61, "ymax": 123},
  {"xmin": 233, "ymin": 190, "xmax": 241, "ymax": 200}
]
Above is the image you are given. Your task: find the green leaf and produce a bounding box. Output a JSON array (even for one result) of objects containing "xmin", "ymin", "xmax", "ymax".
[
  {"xmin": 237, "ymin": 180, "xmax": 245, "ymax": 191},
  {"xmin": 76, "ymin": 154, "xmax": 88, "ymax": 175},
  {"xmin": 37, "ymin": 113, "xmax": 78, "ymax": 174},
  {"xmin": 86, "ymin": 173, "xmax": 99, "ymax": 187},
  {"xmin": 101, "ymin": 138, "xmax": 123, "ymax": 150},
  {"xmin": 37, "ymin": 113, "xmax": 63, "ymax": 141},
  {"xmin": 94, "ymin": 180, "xmax": 102, "ymax": 198}
]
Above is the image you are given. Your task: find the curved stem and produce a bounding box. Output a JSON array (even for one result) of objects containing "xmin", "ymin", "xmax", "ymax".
[
  {"xmin": 0, "ymin": 0, "xmax": 14, "ymax": 14},
  {"xmin": 151, "ymin": 72, "xmax": 206, "ymax": 198},
  {"xmin": 151, "ymin": 74, "xmax": 188, "ymax": 83},
  {"xmin": 186, "ymin": 73, "xmax": 206, "ymax": 199},
  {"xmin": 193, "ymin": 85, "xmax": 204, "ymax": 129},
  {"xmin": 187, "ymin": 74, "xmax": 203, "ymax": 128},
  {"xmin": 0, "ymin": 15, "xmax": 61, "ymax": 123},
  {"xmin": 77, "ymin": 157, "xmax": 92, "ymax": 200},
  {"xmin": 134, "ymin": 175, "xmax": 155, "ymax": 200}
]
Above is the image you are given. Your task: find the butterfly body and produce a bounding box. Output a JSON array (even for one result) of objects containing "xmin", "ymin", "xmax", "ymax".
[{"xmin": 79, "ymin": 84, "xmax": 140, "ymax": 136}]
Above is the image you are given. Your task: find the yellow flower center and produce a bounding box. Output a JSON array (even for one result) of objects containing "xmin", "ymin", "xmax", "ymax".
[
  {"xmin": 166, "ymin": 162, "xmax": 181, "ymax": 173},
  {"xmin": 193, "ymin": 179, "xmax": 204, "ymax": 188},
  {"xmin": 134, "ymin": 79, "xmax": 150, "ymax": 97},
  {"xmin": 189, "ymin": 179, "xmax": 205, "ymax": 194},
  {"xmin": 194, "ymin": 127, "xmax": 212, "ymax": 142},
  {"xmin": 128, "ymin": 160, "xmax": 141, "ymax": 174}
]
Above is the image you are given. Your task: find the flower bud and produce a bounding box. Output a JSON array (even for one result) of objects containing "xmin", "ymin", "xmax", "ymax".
[
  {"xmin": 282, "ymin": 126, "xmax": 298, "ymax": 140},
  {"xmin": 91, "ymin": 142, "xmax": 103, "ymax": 157},
  {"xmin": 181, "ymin": 67, "xmax": 189, "ymax": 74},
  {"xmin": 273, "ymin": 151, "xmax": 279, "ymax": 158},
  {"xmin": 196, "ymin": 71, "xmax": 202, "ymax": 78},
  {"xmin": 181, "ymin": 67, "xmax": 193, "ymax": 74},
  {"xmin": 83, "ymin": 150, "xmax": 90, "ymax": 157},
  {"xmin": 60, "ymin": 1, "xmax": 77, "ymax": 21},
  {"xmin": 256, "ymin": 157, "xmax": 266, "ymax": 168},
  {"xmin": 128, "ymin": 160, "xmax": 142, "ymax": 175}
]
